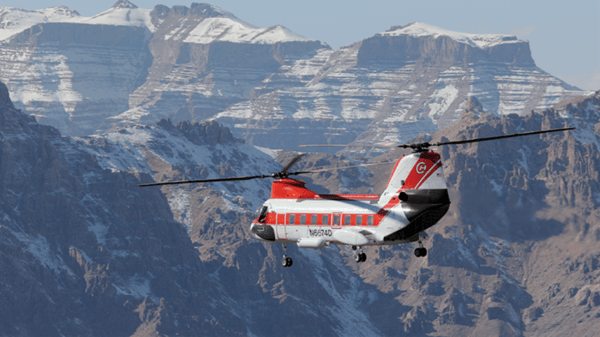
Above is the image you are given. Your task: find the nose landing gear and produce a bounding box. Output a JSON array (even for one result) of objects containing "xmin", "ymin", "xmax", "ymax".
[
  {"xmin": 281, "ymin": 243, "xmax": 293, "ymax": 267},
  {"xmin": 352, "ymin": 245, "xmax": 367, "ymax": 263}
]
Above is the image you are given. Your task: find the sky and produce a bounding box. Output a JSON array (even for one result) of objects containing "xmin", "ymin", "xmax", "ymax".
[{"xmin": 3, "ymin": 0, "xmax": 599, "ymax": 90}]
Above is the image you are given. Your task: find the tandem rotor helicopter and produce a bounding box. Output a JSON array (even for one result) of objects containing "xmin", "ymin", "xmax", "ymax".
[{"xmin": 139, "ymin": 127, "xmax": 574, "ymax": 267}]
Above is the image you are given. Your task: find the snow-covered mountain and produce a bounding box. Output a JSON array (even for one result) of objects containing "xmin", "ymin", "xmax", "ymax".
[
  {"xmin": 0, "ymin": 2, "xmax": 589, "ymax": 151},
  {"xmin": 212, "ymin": 22, "xmax": 589, "ymax": 151},
  {"xmin": 0, "ymin": 0, "xmax": 324, "ymax": 136}
]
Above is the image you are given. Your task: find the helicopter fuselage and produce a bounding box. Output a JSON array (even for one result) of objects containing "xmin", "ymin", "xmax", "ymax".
[{"xmin": 250, "ymin": 151, "xmax": 451, "ymax": 249}]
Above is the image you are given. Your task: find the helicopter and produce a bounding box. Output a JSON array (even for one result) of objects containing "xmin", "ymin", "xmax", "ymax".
[{"xmin": 139, "ymin": 127, "xmax": 574, "ymax": 267}]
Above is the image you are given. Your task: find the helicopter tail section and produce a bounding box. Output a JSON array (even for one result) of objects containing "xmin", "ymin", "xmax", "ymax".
[
  {"xmin": 379, "ymin": 151, "xmax": 450, "ymax": 243},
  {"xmin": 384, "ymin": 151, "xmax": 446, "ymax": 193}
]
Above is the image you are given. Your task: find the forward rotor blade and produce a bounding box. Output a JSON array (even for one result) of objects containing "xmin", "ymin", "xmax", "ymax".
[
  {"xmin": 138, "ymin": 174, "xmax": 271, "ymax": 187},
  {"xmin": 433, "ymin": 127, "xmax": 575, "ymax": 147},
  {"xmin": 281, "ymin": 153, "xmax": 306, "ymax": 173},
  {"xmin": 286, "ymin": 161, "xmax": 395, "ymax": 175}
]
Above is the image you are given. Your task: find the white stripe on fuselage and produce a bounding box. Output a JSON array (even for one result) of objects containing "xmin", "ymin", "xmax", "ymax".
[{"xmin": 261, "ymin": 197, "xmax": 409, "ymax": 245}]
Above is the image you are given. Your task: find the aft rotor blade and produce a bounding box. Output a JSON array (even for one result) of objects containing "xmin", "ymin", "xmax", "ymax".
[
  {"xmin": 433, "ymin": 127, "xmax": 576, "ymax": 147},
  {"xmin": 299, "ymin": 144, "xmax": 398, "ymax": 148},
  {"xmin": 138, "ymin": 174, "xmax": 271, "ymax": 187},
  {"xmin": 300, "ymin": 127, "xmax": 575, "ymax": 149},
  {"xmin": 287, "ymin": 161, "xmax": 395, "ymax": 175},
  {"xmin": 281, "ymin": 153, "xmax": 306, "ymax": 173}
]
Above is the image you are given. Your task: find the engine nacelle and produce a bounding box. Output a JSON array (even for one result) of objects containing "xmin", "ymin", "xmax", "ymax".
[{"xmin": 297, "ymin": 237, "xmax": 327, "ymax": 249}]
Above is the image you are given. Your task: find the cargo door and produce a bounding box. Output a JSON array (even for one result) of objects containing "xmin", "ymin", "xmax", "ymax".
[{"xmin": 276, "ymin": 213, "xmax": 287, "ymax": 240}]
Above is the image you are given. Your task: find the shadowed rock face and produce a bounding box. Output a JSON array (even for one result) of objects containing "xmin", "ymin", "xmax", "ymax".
[
  {"xmin": 356, "ymin": 32, "xmax": 535, "ymax": 67},
  {"xmin": 0, "ymin": 82, "xmax": 251, "ymax": 336}
]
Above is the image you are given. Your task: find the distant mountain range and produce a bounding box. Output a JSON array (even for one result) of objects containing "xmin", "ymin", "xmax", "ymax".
[
  {"xmin": 0, "ymin": 0, "xmax": 590, "ymax": 151},
  {"xmin": 1, "ymin": 1, "xmax": 600, "ymax": 336}
]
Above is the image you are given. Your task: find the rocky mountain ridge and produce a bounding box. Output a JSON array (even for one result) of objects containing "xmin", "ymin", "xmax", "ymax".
[
  {"xmin": 77, "ymin": 90, "xmax": 600, "ymax": 336},
  {"xmin": 0, "ymin": 2, "xmax": 589, "ymax": 151},
  {"xmin": 0, "ymin": 80, "xmax": 262, "ymax": 336},
  {"xmin": 2, "ymin": 66, "xmax": 600, "ymax": 335}
]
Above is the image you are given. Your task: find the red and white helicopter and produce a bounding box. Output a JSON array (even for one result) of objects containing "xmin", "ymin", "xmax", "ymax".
[{"xmin": 139, "ymin": 127, "xmax": 574, "ymax": 267}]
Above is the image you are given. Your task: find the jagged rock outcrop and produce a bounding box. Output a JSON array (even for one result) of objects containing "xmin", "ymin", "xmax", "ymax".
[{"xmin": 0, "ymin": 81, "xmax": 251, "ymax": 336}]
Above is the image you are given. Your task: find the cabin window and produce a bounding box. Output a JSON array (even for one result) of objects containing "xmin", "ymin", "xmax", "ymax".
[
  {"xmin": 322, "ymin": 214, "xmax": 329, "ymax": 226},
  {"xmin": 356, "ymin": 215, "xmax": 363, "ymax": 226},
  {"xmin": 344, "ymin": 215, "xmax": 351, "ymax": 226},
  {"xmin": 311, "ymin": 214, "xmax": 317, "ymax": 225},
  {"xmin": 333, "ymin": 214, "xmax": 339, "ymax": 226},
  {"xmin": 367, "ymin": 215, "xmax": 374, "ymax": 226},
  {"xmin": 300, "ymin": 214, "xmax": 306, "ymax": 225},
  {"xmin": 289, "ymin": 214, "xmax": 295, "ymax": 225}
]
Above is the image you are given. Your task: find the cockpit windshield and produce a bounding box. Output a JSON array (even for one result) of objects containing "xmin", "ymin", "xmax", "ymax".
[{"xmin": 257, "ymin": 206, "xmax": 268, "ymax": 223}]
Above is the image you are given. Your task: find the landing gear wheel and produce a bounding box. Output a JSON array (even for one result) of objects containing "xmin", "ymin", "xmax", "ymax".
[
  {"xmin": 414, "ymin": 247, "xmax": 427, "ymax": 258},
  {"xmin": 414, "ymin": 248, "xmax": 421, "ymax": 257},
  {"xmin": 281, "ymin": 257, "xmax": 293, "ymax": 267},
  {"xmin": 281, "ymin": 243, "xmax": 293, "ymax": 267},
  {"xmin": 354, "ymin": 252, "xmax": 367, "ymax": 263}
]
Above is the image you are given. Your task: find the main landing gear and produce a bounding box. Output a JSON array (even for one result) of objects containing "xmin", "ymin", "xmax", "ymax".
[
  {"xmin": 281, "ymin": 243, "xmax": 293, "ymax": 267},
  {"xmin": 352, "ymin": 245, "xmax": 367, "ymax": 263},
  {"xmin": 414, "ymin": 232, "xmax": 428, "ymax": 258},
  {"xmin": 414, "ymin": 242, "xmax": 427, "ymax": 258}
]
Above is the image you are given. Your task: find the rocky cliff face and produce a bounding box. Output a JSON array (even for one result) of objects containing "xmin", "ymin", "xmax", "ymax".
[
  {"xmin": 349, "ymin": 92, "xmax": 600, "ymax": 336},
  {"xmin": 211, "ymin": 22, "xmax": 587, "ymax": 151},
  {"xmin": 0, "ymin": 81, "xmax": 258, "ymax": 336},
  {"xmin": 0, "ymin": 4, "xmax": 588, "ymax": 151}
]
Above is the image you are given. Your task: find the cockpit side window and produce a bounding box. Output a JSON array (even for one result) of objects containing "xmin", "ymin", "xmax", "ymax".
[{"xmin": 258, "ymin": 206, "xmax": 268, "ymax": 223}]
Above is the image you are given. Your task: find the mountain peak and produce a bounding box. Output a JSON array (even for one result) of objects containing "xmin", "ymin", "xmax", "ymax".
[
  {"xmin": 381, "ymin": 21, "xmax": 519, "ymax": 49},
  {"xmin": 112, "ymin": 0, "xmax": 138, "ymax": 9}
]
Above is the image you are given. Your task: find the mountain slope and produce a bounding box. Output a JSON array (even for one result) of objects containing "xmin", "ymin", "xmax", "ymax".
[
  {"xmin": 3, "ymin": 66, "xmax": 600, "ymax": 335},
  {"xmin": 83, "ymin": 93, "xmax": 600, "ymax": 337},
  {"xmin": 0, "ymin": 80, "xmax": 257, "ymax": 336}
]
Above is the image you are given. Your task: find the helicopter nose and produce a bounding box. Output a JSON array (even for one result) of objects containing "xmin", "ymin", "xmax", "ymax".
[{"xmin": 250, "ymin": 223, "xmax": 276, "ymax": 241}]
